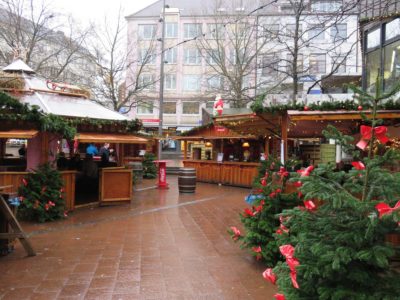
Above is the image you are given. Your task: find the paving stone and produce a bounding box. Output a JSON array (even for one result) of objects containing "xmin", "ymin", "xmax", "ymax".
[{"xmin": 0, "ymin": 177, "xmax": 277, "ymax": 299}]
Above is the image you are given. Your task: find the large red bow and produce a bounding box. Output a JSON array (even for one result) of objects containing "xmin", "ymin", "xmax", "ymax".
[
  {"xmin": 357, "ymin": 125, "xmax": 389, "ymax": 150},
  {"xmin": 274, "ymin": 294, "xmax": 286, "ymax": 300},
  {"xmin": 375, "ymin": 200, "xmax": 400, "ymax": 218}
]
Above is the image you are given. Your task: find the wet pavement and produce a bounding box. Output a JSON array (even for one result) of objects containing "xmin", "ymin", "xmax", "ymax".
[{"xmin": 0, "ymin": 176, "xmax": 277, "ymax": 299}]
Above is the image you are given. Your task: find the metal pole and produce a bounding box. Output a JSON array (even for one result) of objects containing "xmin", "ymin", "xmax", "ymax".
[{"xmin": 158, "ymin": 0, "xmax": 166, "ymax": 161}]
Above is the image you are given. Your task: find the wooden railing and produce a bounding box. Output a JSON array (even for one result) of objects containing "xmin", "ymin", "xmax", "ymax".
[
  {"xmin": 0, "ymin": 171, "xmax": 76, "ymax": 211},
  {"xmin": 183, "ymin": 160, "xmax": 259, "ymax": 188}
]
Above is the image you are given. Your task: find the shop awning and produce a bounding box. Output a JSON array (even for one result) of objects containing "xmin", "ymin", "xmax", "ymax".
[
  {"xmin": 75, "ymin": 133, "xmax": 148, "ymax": 144},
  {"xmin": 0, "ymin": 129, "xmax": 39, "ymax": 139}
]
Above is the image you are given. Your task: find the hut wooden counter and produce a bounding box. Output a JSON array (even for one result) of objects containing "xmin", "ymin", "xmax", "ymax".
[{"xmin": 183, "ymin": 160, "xmax": 259, "ymax": 188}]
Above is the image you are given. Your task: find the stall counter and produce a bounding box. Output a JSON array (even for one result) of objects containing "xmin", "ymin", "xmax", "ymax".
[{"xmin": 183, "ymin": 160, "xmax": 260, "ymax": 188}]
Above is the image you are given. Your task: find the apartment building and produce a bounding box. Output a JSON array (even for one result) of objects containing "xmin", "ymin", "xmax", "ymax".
[{"xmin": 125, "ymin": 0, "xmax": 362, "ymax": 134}]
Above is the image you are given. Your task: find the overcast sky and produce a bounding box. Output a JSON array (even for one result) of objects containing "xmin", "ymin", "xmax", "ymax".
[{"xmin": 52, "ymin": 0, "xmax": 157, "ymax": 25}]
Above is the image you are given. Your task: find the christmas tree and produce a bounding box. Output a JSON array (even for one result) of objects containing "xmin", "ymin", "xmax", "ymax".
[
  {"xmin": 268, "ymin": 79, "xmax": 400, "ymax": 299},
  {"xmin": 230, "ymin": 156, "xmax": 301, "ymax": 266},
  {"xmin": 18, "ymin": 164, "xmax": 66, "ymax": 223},
  {"xmin": 142, "ymin": 152, "xmax": 157, "ymax": 179}
]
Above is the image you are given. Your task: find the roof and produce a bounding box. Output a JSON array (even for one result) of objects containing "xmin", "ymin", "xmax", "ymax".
[
  {"xmin": 11, "ymin": 72, "xmax": 130, "ymax": 121},
  {"xmin": 3, "ymin": 59, "xmax": 35, "ymax": 74},
  {"xmin": 127, "ymin": 0, "xmax": 262, "ymax": 18}
]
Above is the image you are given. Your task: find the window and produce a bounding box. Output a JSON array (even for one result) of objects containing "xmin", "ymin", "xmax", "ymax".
[
  {"xmin": 183, "ymin": 75, "xmax": 201, "ymax": 91},
  {"xmin": 383, "ymin": 39, "xmax": 400, "ymax": 92},
  {"xmin": 309, "ymin": 54, "xmax": 326, "ymax": 74},
  {"xmin": 286, "ymin": 24, "xmax": 302, "ymax": 37},
  {"xmin": 265, "ymin": 24, "xmax": 279, "ymax": 36},
  {"xmin": 138, "ymin": 24, "xmax": 156, "ymax": 40},
  {"xmin": 367, "ymin": 28, "xmax": 381, "ymax": 50},
  {"xmin": 235, "ymin": 23, "xmax": 247, "ymax": 38},
  {"xmin": 332, "ymin": 56, "xmax": 346, "ymax": 73},
  {"xmin": 182, "ymin": 102, "xmax": 199, "ymax": 114},
  {"xmin": 229, "ymin": 49, "xmax": 245, "ymax": 65},
  {"xmin": 137, "ymin": 102, "xmax": 154, "ymax": 114},
  {"xmin": 184, "ymin": 23, "xmax": 202, "ymax": 39},
  {"xmin": 208, "ymin": 23, "xmax": 224, "ymax": 39},
  {"xmin": 184, "ymin": 48, "xmax": 201, "ymax": 65},
  {"xmin": 286, "ymin": 53, "xmax": 304, "ymax": 74},
  {"xmin": 163, "ymin": 102, "xmax": 176, "ymax": 114},
  {"xmin": 139, "ymin": 48, "xmax": 156, "ymax": 64},
  {"xmin": 366, "ymin": 49, "xmax": 380, "ymax": 92},
  {"xmin": 311, "ymin": 0, "xmax": 342, "ymax": 12},
  {"xmin": 309, "ymin": 25, "xmax": 325, "ymax": 40},
  {"xmin": 207, "ymin": 75, "xmax": 223, "ymax": 90},
  {"xmin": 261, "ymin": 54, "xmax": 279, "ymax": 76},
  {"xmin": 331, "ymin": 24, "xmax": 347, "ymax": 40},
  {"xmin": 165, "ymin": 23, "xmax": 178, "ymax": 38},
  {"xmin": 138, "ymin": 74, "xmax": 155, "ymax": 90},
  {"xmin": 164, "ymin": 74, "xmax": 176, "ymax": 90},
  {"xmin": 164, "ymin": 48, "xmax": 177, "ymax": 64},
  {"xmin": 385, "ymin": 18, "xmax": 400, "ymax": 41},
  {"xmin": 207, "ymin": 49, "xmax": 219, "ymax": 65}
]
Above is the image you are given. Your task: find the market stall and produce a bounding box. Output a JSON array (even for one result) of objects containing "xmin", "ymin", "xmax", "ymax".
[
  {"xmin": 0, "ymin": 59, "xmax": 151, "ymax": 210},
  {"xmin": 176, "ymin": 123, "xmax": 265, "ymax": 187}
]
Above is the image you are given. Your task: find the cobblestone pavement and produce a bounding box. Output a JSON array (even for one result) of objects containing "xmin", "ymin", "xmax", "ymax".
[{"xmin": 0, "ymin": 176, "xmax": 277, "ymax": 299}]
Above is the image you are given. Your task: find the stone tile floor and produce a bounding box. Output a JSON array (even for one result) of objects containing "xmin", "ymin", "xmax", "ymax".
[{"xmin": 0, "ymin": 176, "xmax": 277, "ymax": 299}]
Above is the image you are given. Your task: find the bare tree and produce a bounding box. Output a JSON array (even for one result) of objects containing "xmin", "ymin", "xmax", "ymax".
[
  {"xmin": 0, "ymin": 0, "xmax": 93, "ymax": 86},
  {"xmin": 194, "ymin": 1, "xmax": 268, "ymax": 108},
  {"xmin": 257, "ymin": 0, "xmax": 362, "ymax": 104},
  {"xmin": 88, "ymin": 7, "xmax": 158, "ymax": 113}
]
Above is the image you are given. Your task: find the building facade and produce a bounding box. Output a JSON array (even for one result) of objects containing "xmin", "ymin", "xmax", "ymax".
[
  {"xmin": 360, "ymin": 0, "xmax": 400, "ymax": 92},
  {"xmin": 125, "ymin": 0, "xmax": 362, "ymax": 134}
]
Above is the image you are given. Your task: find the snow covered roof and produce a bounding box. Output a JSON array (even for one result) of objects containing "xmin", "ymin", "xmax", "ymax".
[
  {"xmin": 2, "ymin": 59, "xmax": 35, "ymax": 74},
  {"xmin": 1, "ymin": 60, "xmax": 129, "ymax": 121},
  {"xmin": 20, "ymin": 74, "xmax": 129, "ymax": 120}
]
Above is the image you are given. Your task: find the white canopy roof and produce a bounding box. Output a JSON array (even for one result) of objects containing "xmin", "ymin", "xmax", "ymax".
[{"xmin": 2, "ymin": 59, "xmax": 35, "ymax": 74}]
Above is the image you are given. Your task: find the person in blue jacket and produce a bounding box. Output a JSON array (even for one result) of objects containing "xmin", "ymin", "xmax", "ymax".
[{"xmin": 86, "ymin": 143, "xmax": 98, "ymax": 156}]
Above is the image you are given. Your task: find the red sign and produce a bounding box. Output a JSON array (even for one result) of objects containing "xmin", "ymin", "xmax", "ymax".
[
  {"xmin": 215, "ymin": 125, "xmax": 228, "ymax": 133},
  {"xmin": 141, "ymin": 118, "xmax": 160, "ymax": 123},
  {"xmin": 155, "ymin": 160, "xmax": 169, "ymax": 189}
]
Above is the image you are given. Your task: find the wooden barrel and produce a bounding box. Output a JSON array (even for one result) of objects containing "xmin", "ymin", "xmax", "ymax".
[{"xmin": 178, "ymin": 168, "xmax": 196, "ymax": 193}]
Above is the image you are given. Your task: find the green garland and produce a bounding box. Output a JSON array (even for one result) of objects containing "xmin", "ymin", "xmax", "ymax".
[
  {"xmin": 0, "ymin": 92, "xmax": 143, "ymax": 139},
  {"xmin": 178, "ymin": 122, "xmax": 214, "ymax": 136},
  {"xmin": 251, "ymin": 98, "xmax": 400, "ymax": 114}
]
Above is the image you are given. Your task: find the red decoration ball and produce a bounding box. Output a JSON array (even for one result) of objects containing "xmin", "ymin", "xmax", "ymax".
[
  {"xmin": 304, "ymin": 106, "xmax": 309, "ymax": 111},
  {"xmin": 357, "ymin": 105, "xmax": 363, "ymax": 111}
]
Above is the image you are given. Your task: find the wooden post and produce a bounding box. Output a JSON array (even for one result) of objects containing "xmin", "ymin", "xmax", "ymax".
[
  {"xmin": 264, "ymin": 138, "xmax": 269, "ymax": 158},
  {"xmin": 40, "ymin": 132, "xmax": 49, "ymax": 164},
  {"xmin": 183, "ymin": 140, "xmax": 187, "ymax": 159},
  {"xmin": 281, "ymin": 114, "xmax": 288, "ymax": 164}
]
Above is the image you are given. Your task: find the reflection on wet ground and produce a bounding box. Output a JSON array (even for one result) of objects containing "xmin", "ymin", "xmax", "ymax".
[{"xmin": 0, "ymin": 176, "xmax": 277, "ymax": 299}]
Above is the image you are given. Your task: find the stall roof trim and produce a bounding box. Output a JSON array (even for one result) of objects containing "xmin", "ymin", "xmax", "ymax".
[
  {"xmin": 75, "ymin": 133, "xmax": 148, "ymax": 144},
  {"xmin": 0, "ymin": 129, "xmax": 39, "ymax": 139}
]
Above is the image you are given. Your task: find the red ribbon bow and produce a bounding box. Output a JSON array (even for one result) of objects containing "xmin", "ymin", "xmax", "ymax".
[
  {"xmin": 304, "ymin": 200, "xmax": 317, "ymax": 211},
  {"xmin": 263, "ymin": 268, "xmax": 277, "ymax": 284},
  {"xmin": 357, "ymin": 125, "xmax": 389, "ymax": 150},
  {"xmin": 297, "ymin": 166, "xmax": 314, "ymax": 177},
  {"xmin": 351, "ymin": 161, "xmax": 365, "ymax": 170},
  {"xmin": 274, "ymin": 293, "xmax": 286, "ymax": 300},
  {"xmin": 230, "ymin": 226, "xmax": 241, "ymax": 240},
  {"xmin": 279, "ymin": 244, "xmax": 295, "ymax": 259},
  {"xmin": 375, "ymin": 200, "xmax": 400, "ymax": 218}
]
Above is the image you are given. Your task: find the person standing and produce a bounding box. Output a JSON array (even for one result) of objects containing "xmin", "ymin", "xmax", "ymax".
[{"xmin": 99, "ymin": 143, "xmax": 110, "ymax": 167}]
